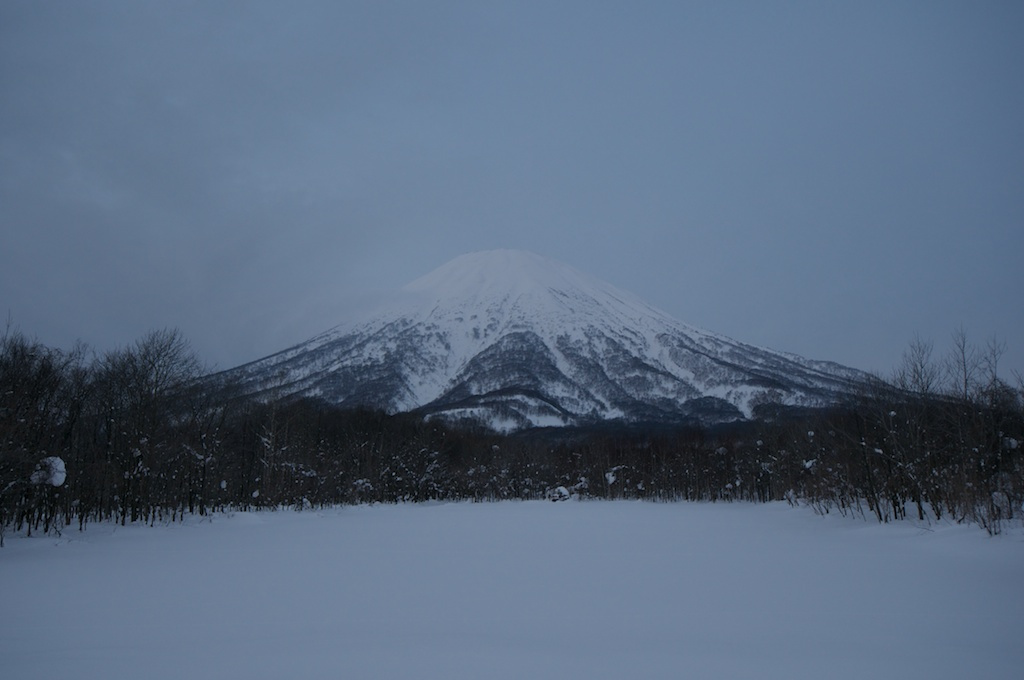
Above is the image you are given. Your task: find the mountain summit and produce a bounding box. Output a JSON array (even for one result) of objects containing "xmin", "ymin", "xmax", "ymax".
[{"xmin": 219, "ymin": 250, "xmax": 870, "ymax": 431}]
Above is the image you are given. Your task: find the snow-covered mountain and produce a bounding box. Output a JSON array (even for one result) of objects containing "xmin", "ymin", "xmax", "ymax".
[{"xmin": 217, "ymin": 250, "xmax": 872, "ymax": 432}]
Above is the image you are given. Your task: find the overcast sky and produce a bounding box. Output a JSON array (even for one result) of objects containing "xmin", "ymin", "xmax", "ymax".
[{"xmin": 2, "ymin": 1, "xmax": 1022, "ymax": 378}]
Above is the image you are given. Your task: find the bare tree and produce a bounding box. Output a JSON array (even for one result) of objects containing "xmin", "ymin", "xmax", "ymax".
[
  {"xmin": 945, "ymin": 325, "xmax": 979, "ymax": 402},
  {"xmin": 894, "ymin": 335, "xmax": 939, "ymax": 396}
]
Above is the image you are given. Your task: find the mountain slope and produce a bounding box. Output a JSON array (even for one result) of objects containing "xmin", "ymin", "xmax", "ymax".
[{"xmin": 217, "ymin": 250, "xmax": 871, "ymax": 431}]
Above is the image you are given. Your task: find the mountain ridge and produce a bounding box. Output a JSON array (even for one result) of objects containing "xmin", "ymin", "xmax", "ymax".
[{"xmin": 216, "ymin": 250, "xmax": 872, "ymax": 432}]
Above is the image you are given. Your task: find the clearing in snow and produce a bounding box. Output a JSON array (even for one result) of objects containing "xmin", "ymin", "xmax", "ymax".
[{"xmin": 2, "ymin": 501, "xmax": 1021, "ymax": 679}]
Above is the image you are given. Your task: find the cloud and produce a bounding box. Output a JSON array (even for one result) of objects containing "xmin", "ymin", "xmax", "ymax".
[{"xmin": 1, "ymin": 1, "xmax": 1021, "ymax": 374}]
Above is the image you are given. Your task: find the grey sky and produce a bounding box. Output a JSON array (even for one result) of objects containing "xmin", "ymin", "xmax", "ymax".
[{"xmin": 2, "ymin": 1, "xmax": 1022, "ymax": 378}]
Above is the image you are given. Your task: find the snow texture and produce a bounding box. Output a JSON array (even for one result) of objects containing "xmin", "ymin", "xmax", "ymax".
[{"xmin": 2, "ymin": 502, "xmax": 1021, "ymax": 680}]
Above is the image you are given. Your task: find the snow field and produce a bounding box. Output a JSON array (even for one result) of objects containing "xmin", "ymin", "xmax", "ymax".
[{"xmin": 2, "ymin": 501, "xmax": 1022, "ymax": 679}]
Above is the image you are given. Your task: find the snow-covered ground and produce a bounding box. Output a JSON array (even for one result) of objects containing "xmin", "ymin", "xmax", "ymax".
[{"xmin": 2, "ymin": 501, "xmax": 1022, "ymax": 679}]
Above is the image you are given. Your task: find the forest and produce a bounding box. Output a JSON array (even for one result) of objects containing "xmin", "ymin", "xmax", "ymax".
[{"xmin": 2, "ymin": 325, "xmax": 1022, "ymax": 545}]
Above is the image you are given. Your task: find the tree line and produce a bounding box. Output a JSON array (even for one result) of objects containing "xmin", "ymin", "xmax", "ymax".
[{"xmin": 1, "ymin": 325, "xmax": 1021, "ymax": 544}]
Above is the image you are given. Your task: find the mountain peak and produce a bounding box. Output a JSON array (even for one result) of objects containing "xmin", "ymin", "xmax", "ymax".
[
  {"xmin": 405, "ymin": 249, "xmax": 602, "ymax": 299},
  {"xmin": 399, "ymin": 249, "xmax": 667, "ymax": 331}
]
